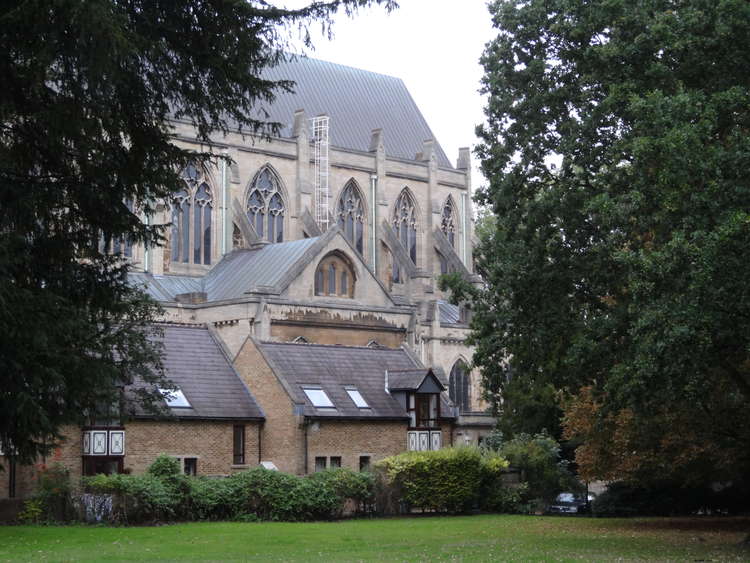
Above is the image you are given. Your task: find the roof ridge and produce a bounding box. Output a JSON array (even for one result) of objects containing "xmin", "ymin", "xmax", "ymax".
[
  {"xmin": 259, "ymin": 340, "xmax": 401, "ymax": 351},
  {"xmin": 284, "ymin": 54, "xmax": 405, "ymax": 82}
]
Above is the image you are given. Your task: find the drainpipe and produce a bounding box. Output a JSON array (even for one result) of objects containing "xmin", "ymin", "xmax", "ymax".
[
  {"xmin": 370, "ymin": 174, "xmax": 377, "ymax": 273},
  {"xmin": 221, "ymin": 149, "xmax": 228, "ymax": 256},
  {"xmin": 460, "ymin": 192, "xmax": 468, "ymax": 264}
]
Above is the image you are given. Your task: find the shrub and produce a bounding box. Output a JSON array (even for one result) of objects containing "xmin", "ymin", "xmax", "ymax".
[
  {"xmin": 17, "ymin": 498, "xmax": 44, "ymax": 524},
  {"xmin": 308, "ymin": 469, "xmax": 375, "ymax": 512},
  {"xmin": 484, "ymin": 430, "xmax": 576, "ymax": 503},
  {"xmin": 377, "ymin": 447, "xmax": 509, "ymax": 513},
  {"xmin": 82, "ymin": 472, "xmax": 178, "ymax": 524},
  {"xmin": 27, "ymin": 463, "xmax": 73, "ymax": 522}
]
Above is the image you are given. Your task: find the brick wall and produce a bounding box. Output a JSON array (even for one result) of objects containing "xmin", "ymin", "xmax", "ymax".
[
  {"xmin": 234, "ymin": 338, "xmax": 306, "ymax": 474},
  {"xmin": 124, "ymin": 419, "xmax": 259, "ymax": 476},
  {"xmin": 305, "ymin": 420, "xmax": 406, "ymax": 474}
]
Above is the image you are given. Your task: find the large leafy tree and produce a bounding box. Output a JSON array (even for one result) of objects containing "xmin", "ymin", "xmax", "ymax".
[
  {"xmin": 0, "ymin": 0, "xmax": 395, "ymax": 464},
  {"xmin": 454, "ymin": 0, "xmax": 750, "ymax": 484}
]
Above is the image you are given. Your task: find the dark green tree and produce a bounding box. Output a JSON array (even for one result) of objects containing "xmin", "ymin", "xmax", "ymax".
[
  {"xmin": 0, "ymin": 0, "xmax": 395, "ymax": 464},
  {"xmin": 451, "ymin": 0, "xmax": 750, "ymax": 484}
]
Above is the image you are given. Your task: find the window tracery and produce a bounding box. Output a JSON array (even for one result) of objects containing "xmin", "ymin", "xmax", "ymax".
[
  {"xmin": 337, "ymin": 181, "xmax": 365, "ymax": 254},
  {"xmin": 314, "ymin": 253, "xmax": 355, "ymax": 298},
  {"xmin": 441, "ymin": 196, "xmax": 457, "ymax": 248},
  {"xmin": 171, "ymin": 163, "xmax": 214, "ymax": 266},
  {"xmin": 391, "ymin": 189, "xmax": 417, "ymax": 283},
  {"xmin": 246, "ymin": 168, "xmax": 285, "ymax": 242}
]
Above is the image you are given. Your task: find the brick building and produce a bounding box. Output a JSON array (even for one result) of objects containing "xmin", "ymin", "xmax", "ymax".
[{"xmin": 2, "ymin": 56, "xmax": 494, "ymax": 503}]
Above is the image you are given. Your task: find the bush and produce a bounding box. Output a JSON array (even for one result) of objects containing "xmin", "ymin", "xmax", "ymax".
[
  {"xmin": 83, "ymin": 472, "xmax": 178, "ymax": 523},
  {"xmin": 376, "ymin": 447, "xmax": 510, "ymax": 514},
  {"xmin": 25, "ymin": 463, "xmax": 73, "ymax": 522},
  {"xmin": 483, "ymin": 430, "xmax": 576, "ymax": 503},
  {"xmin": 308, "ymin": 469, "xmax": 375, "ymax": 512}
]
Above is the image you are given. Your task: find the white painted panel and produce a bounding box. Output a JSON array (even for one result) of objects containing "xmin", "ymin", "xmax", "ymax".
[
  {"xmin": 82, "ymin": 431, "xmax": 91, "ymax": 455},
  {"xmin": 418, "ymin": 431, "xmax": 429, "ymax": 451},
  {"xmin": 92, "ymin": 431, "xmax": 108, "ymax": 455},
  {"xmin": 430, "ymin": 431, "xmax": 442, "ymax": 451},
  {"xmin": 407, "ymin": 431, "xmax": 418, "ymax": 451},
  {"xmin": 109, "ymin": 431, "xmax": 125, "ymax": 455}
]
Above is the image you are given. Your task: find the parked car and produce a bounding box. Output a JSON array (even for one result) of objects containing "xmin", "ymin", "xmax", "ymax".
[{"xmin": 546, "ymin": 492, "xmax": 595, "ymax": 514}]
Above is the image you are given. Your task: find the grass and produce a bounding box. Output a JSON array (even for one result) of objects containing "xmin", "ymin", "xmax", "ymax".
[{"xmin": 0, "ymin": 515, "xmax": 748, "ymax": 562}]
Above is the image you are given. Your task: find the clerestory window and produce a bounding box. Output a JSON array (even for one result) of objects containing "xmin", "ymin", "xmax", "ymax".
[
  {"xmin": 449, "ymin": 360, "xmax": 471, "ymax": 413},
  {"xmin": 246, "ymin": 167, "xmax": 285, "ymax": 243},
  {"xmin": 171, "ymin": 163, "xmax": 213, "ymax": 265},
  {"xmin": 441, "ymin": 196, "xmax": 457, "ymax": 248}
]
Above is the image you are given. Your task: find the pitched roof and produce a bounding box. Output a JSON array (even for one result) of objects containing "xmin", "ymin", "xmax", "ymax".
[
  {"xmin": 256, "ymin": 340, "xmax": 420, "ymax": 419},
  {"xmin": 202, "ymin": 237, "xmax": 320, "ymax": 300},
  {"xmin": 259, "ymin": 57, "xmax": 453, "ymax": 169},
  {"xmin": 387, "ymin": 368, "xmax": 446, "ymax": 392},
  {"xmin": 132, "ymin": 325, "xmax": 263, "ymax": 420},
  {"xmin": 128, "ymin": 237, "xmax": 322, "ymax": 302}
]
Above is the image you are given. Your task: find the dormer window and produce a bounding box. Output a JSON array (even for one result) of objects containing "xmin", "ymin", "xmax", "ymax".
[
  {"xmin": 314, "ymin": 252, "xmax": 356, "ymax": 298},
  {"xmin": 345, "ymin": 387, "xmax": 369, "ymax": 409},
  {"xmin": 159, "ymin": 388, "xmax": 191, "ymax": 408},
  {"xmin": 302, "ymin": 387, "xmax": 334, "ymax": 408}
]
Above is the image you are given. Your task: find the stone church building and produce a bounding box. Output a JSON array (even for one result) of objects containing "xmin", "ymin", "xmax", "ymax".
[{"xmin": 2, "ymin": 57, "xmax": 493, "ymax": 501}]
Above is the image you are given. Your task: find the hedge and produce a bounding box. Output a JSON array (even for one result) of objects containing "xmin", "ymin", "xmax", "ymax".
[{"xmin": 375, "ymin": 447, "xmax": 515, "ymax": 514}]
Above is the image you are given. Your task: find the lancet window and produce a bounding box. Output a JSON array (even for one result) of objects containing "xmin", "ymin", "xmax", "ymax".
[
  {"xmin": 393, "ymin": 189, "xmax": 418, "ymax": 265},
  {"xmin": 171, "ymin": 163, "xmax": 213, "ymax": 265},
  {"xmin": 441, "ymin": 197, "xmax": 457, "ymax": 248},
  {"xmin": 246, "ymin": 168, "xmax": 285, "ymax": 243},
  {"xmin": 449, "ymin": 360, "xmax": 471, "ymax": 414},
  {"xmin": 337, "ymin": 181, "xmax": 365, "ymax": 254}
]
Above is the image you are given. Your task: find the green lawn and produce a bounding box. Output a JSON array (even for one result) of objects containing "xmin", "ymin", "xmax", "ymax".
[{"xmin": 0, "ymin": 515, "xmax": 747, "ymax": 562}]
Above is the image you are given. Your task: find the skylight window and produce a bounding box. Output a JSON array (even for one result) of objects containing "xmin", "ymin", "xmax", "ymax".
[
  {"xmin": 345, "ymin": 387, "xmax": 369, "ymax": 408},
  {"xmin": 302, "ymin": 387, "xmax": 334, "ymax": 408},
  {"xmin": 159, "ymin": 388, "xmax": 191, "ymax": 408}
]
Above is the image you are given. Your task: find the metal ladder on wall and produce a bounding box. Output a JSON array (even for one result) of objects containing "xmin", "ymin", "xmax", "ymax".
[{"xmin": 311, "ymin": 115, "xmax": 330, "ymax": 231}]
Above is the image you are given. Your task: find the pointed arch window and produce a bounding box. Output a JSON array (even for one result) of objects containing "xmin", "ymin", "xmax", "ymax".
[
  {"xmin": 170, "ymin": 164, "xmax": 213, "ymax": 265},
  {"xmin": 449, "ymin": 360, "xmax": 471, "ymax": 414},
  {"xmin": 441, "ymin": 197, "xmax": 457, "ymax": 248},
  {"xmin": 393, "ymin": 189, "xmax": 418, "ymax": 265},
  {"xmin": 337, "ymin": 181, "xmax": 365, "ymax": 254},
  {"xmin": 246, "ymin": 168, "xmax": 285, "ymax": 243}
]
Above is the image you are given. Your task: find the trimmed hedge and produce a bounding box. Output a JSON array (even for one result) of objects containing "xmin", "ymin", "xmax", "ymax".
[{"xmin": 375, "ymin": 447, "xmax": 515, "ymax": 514}]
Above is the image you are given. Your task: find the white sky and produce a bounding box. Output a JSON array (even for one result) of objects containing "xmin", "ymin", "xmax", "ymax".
[{"xmin": 276, "ymin": 0, "xmax": 496, "ymax": 187}]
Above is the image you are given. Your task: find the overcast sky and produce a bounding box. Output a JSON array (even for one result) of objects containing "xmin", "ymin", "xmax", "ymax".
[{"xmin": 276, "ymin": 0, "xmax": 497, "ymax": 187}]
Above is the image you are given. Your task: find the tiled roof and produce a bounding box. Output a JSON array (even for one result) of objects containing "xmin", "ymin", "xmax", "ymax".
[
  {"xmin": 131, "ymin": 325, "xmax": 263, "ymax": 420},
  {"xmin": 257, "ymin": 341, "xmax": 420, "ymax": 419},
  {"xmin": 387, "ymin": 369, "xmax": 435, "ymax": 391},
  {"xmin": 258, "ymin": 57, "xmax": 453, "ymax": 169}
]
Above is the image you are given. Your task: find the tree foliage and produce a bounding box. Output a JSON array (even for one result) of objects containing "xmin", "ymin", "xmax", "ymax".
[
  {"xmin": 453, "ymin": 0, "xmax": 750, "ymax": 485},
  {"xmin": 0, "ymin": 0, "xmax": 395, "ymax": 464}
]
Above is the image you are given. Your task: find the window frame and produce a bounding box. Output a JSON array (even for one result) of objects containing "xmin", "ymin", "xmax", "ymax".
[
  {"xmin": 233, "ymin": 425, "xmax": 246, "ymax": 465},
  {"xmin": 302, "ymin": 387, "xmax": 335, "ymax": 409}
]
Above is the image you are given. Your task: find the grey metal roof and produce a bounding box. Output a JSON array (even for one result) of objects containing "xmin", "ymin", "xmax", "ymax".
[
  {"xmin": 203, "ymin": 237, "xmax": 320, "ymax": 300},
  {"xmin": 259, "ymin": 57, "xmax": 453, "ymax": 169},
  {"xmin": 128, "ymin": 272, "xmax": 202, "ymax": 302},
  {"xmin": 257, "ymin": 341, "xmax": 422, "ymax": 419},
  {"xmin": 131, "ymin": 324, "xmax": 263, "ymax": 420},
  {"xmin": 438, "ymin": 300, "xmax": 461, "ymax": 324}
]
